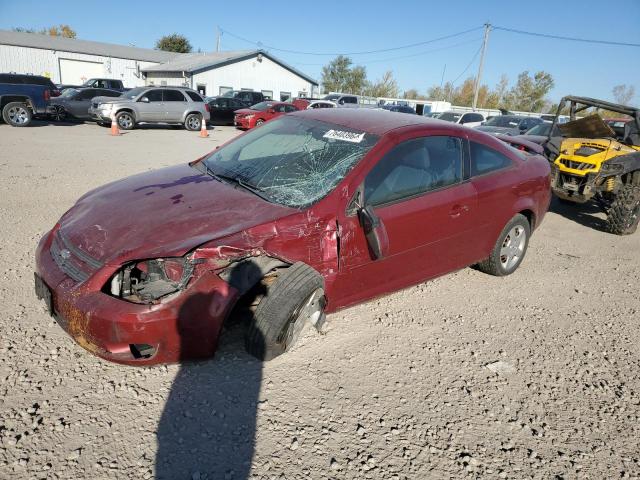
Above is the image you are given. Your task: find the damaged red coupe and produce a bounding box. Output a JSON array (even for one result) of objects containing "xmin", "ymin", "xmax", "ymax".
[{"xmin": 35, "ymin": 109, "xmax": 551, "ymax": 365}]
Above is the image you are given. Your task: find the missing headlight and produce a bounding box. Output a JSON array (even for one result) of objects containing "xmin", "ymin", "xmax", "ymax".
[{"xmin": 107, "ymin": 257, "xmax": 194, "ymax": 304}]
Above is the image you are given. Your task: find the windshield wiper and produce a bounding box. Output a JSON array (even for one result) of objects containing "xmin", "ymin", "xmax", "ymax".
[{"xmin": 198, "ymin": 162, "xmax": 271, "ymax": 202}]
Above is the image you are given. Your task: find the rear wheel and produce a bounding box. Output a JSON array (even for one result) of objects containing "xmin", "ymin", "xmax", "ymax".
[
  {"xmin": 606, "ymin": 176, "xmax": 640, "ymax": 235},
  {"xmin": 245, "ymin": 262, "xmax": 325, "ymax": 361},
  {"xmin": 115, "ymin": 111, "xmax": 134, "ymax": 130},
  {"xmin": 476, "ymin": 214, "xmax": 531, "ymax": 276},
  {"xmin": 184, "ymin": 113, "xmax": 202, "ymax": 131},
  {"xmin": 2, "ymin": 102, "xmax": 32, "ymax": 127},
  {"xmin": 50, "ymin": 105, "xmax": 67, "ymax": 122}
]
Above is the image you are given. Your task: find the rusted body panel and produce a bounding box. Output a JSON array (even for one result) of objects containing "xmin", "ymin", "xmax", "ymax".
[{"xmin": 35, "ymin": 109, "xmax": 551, "ymax": 365}]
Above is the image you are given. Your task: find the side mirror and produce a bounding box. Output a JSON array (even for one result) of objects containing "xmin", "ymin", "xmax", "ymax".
[
  {"xmin": 358, "ymin": 205, "xmax": 389, "ymax": 260},
  {"xmin": 139, "ymin": 96, "xmax": 150, "ymax": 103}
]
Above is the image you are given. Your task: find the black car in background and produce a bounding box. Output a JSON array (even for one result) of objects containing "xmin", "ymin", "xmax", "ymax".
[
  {"xmin": 381, "ymin": 104, "xmax": 416, "ymax": 114},
  {"xmin": 475, "ymin": 115, "xmax": 543, "ymax": 136},
  {"xmin": 206, "ymin": 96, "xmax": 249, "ymax": 125},
  {"xmin": 49, "ymin": 87, "xmax": 121, "ymax": 121},
  {"xmin": 221, "ymin": 90, "xmax": 267, "ymax": 105}
]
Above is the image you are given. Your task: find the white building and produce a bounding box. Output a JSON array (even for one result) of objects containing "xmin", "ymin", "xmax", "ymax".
[
  {"xmin": 0, "ymin": 30, "xmax": 178, "ymax": 87},
  {"xmin": 0, "ymin": 30, "xmax": 319, "ymax": 99},
  {"xmin": 142, "ymin": 50, "xmax": 318, "ymax": 100}
]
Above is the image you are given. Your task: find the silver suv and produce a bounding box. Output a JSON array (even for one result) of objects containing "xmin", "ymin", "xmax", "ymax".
[{"xmin": 89, "ymin": 86, "xmax": 210, "ymax": 131}]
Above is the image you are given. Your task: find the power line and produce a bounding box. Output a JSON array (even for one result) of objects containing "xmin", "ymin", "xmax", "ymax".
[
  {"xmin": 290, "ymin": 38, "xmax": 483, "ymax": 67},
  {"xmin": 493, "ymin": 25, "xmax": 640, "ymax": 48},
  {"xmin": 450, "ymin": 45, "xmax": 482, "ymax": 85},
  {"xmin": 221, "ymin": 26, "xmax": 484, "ymax": 56}
]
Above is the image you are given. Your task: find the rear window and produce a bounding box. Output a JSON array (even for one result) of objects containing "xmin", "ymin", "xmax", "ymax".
[{"xmin": 185, "ymin": 91, "xmax": 203, "ymax": 102}]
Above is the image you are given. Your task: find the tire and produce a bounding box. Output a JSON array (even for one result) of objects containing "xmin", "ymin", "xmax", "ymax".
[
  {"xmin": 184, "ymin": 113, "xmax": 202, "ymax": 131},
  {"xmin": 245, "ymin": 262, "xmax": 325, "ymax": 361},
  {"xmin": 2, "ymin": 102, "xmax": 32, "ymax": 127},
  {"xmin": 115, "ymin": 111, "xmax": 135, "ymax": 130},
  {"xmin": 50, "ymin": 105, "xmax": 66, "ymax": 122},
  {"xmin": 255, "ymin": 119, "xmax": 264, "ymax": 127},
  {"xmin": 476, "ymin": 214, "xmax": 531, "ymax": 276},
  {"xmin": 606, "ymin": 179, "xmax": 640, "ymax": 235}
]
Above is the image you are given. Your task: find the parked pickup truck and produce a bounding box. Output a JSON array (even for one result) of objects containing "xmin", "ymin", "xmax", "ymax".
[
  {"xmin": 0, "ymin": 73, "xmax": 52, "ymax": 126},
  {"xmin": 58, "ymin": 78, "xmax": 129, "ymax": 92}
]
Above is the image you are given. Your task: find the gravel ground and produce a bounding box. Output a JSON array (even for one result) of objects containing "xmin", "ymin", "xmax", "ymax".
[{"xmin": 0, "ymin": 120, "xmax": 639, "ymax": 480}]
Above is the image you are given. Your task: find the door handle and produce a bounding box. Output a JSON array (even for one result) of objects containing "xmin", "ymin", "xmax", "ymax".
[{"xmin": 449, "ymin": 204, "xmax": 470, "ymax": 218}]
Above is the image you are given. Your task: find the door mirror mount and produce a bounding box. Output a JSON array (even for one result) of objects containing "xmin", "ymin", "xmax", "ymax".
[{"xmin": 358, "ymin": 205, "xmax": 389, "ymax": 260}]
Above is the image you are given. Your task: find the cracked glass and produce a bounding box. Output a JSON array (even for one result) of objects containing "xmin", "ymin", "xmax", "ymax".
[{"xmin": 202, "ymin": 116, "xmax": 379, "ymax": 208}]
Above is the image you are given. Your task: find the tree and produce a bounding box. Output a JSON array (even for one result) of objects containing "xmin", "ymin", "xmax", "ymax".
[
  {"xmin": 13, "ymin": 24, "xmax": 76, "ymax": 38},
  {"xmin": 321, "ymin": 56, "xmax": 368, "ymax": 94},
  {"xmin": 403, "ymin": 89, "xmax": 424, "ymax": 100},
  {"xmin": 427, "ymin": 81, "xmax": 456, "ymax": 102},
  {"xmin": 156, "ymin": 34, "xmax": 192, "ymax": 53},
  {"xmin": 612, "ymin": 84, "xmax": 635, "ymax": 106},
  {"xmin": 503, "ymin": 71, "xmax": 554, "ymax": 112},
  {"xmin": 363, "ymin": 71, "xmax": 399, "ymax": 98},
  {"xmin": 484, "ymin": 75, "xmax": 509, "ymax": 109}
]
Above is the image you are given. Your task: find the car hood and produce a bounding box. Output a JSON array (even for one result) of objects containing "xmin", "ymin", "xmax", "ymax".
[
  {"xmin": 475, "ymin": 126, "xmax": 520, "ymax": 135},
  {"xmin": 92, "ymin": 96, "xmax": 127, "ymax": 105},
  {"xmin": 58, "ymin": 163, "xmax": 295, "ymax": 265},
  {"xmin": 234, "ymin": 109, "xmax": 258, "ymax": 115}
]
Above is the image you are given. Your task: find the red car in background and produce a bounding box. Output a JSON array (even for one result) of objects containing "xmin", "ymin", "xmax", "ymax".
[
  {"xmin": 35, "ymin": 109, "xmax": 551, "ymax": 365},
  {"xmin": 234, "ymin": 101, "xmax": 299, "ymax": 129}
]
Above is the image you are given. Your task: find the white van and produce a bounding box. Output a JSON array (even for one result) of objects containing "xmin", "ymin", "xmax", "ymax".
[{"xmin": 436, "ymin": 111, "xmax": 485, "ymax": 128}]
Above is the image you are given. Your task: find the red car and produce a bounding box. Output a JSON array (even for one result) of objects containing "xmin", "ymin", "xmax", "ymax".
[
  {"xmin": 35, "ymin": 109, "xmax": 551, "ymax": 365},
  {"xmin": 234, "ymin": 101, "xmax": 298, "ymax": 129}
]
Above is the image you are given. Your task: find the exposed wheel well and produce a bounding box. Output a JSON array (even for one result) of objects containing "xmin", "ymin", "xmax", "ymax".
[
  {"xmin": 519, "ymin": 209, "xmax": 535, "ymax": 229},
  {"xmin": 115, "ymin": 108, "xmax": 135, "ymax": 119},
  {"xmin": 1, "ymin": 96, "xmax": 32, "ymax": 110}
]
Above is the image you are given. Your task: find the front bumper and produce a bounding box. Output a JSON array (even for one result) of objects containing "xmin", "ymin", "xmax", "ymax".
[
  {"xmin": 35, "ymin": 230, "xmax": 238, "ymax": 366},
  {"xmin": 88, "ymin": 106, "xmax": 113, "ymax": 122},
  {"xmin": 234, "ymin": 116, "xmax": 253, "ymax": 129}
]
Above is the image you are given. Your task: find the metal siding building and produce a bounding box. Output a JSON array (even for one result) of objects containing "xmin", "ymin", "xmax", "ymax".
[
  {"xmin": 0, "ymin": 30, "xmax": 178, "ymax": 87},
  {"xmin": 0, "ymin": 30, "xmax": 319, "ymax": 98},
  {"xmin": 142, "ymin": 50, "xmax": 318, "ymax": 100}
]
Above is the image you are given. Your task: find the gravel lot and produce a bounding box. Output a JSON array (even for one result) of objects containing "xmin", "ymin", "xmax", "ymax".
[{"xmin": 0, "ymin": 120, "xmax": 639, "ymax": 480}]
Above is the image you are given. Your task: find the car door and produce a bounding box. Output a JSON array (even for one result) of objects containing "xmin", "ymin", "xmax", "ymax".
[
  {"xmin": 137, "ymin": 89, "xmax": 164, "ymax": 121},
  {"xmin": 467, "ymin": 140, "xmax": 520, "ymax": 256},
  {"xmin": 163, "ymin": 89, "xmax": 187, "ymax": 122},
  {"xmin": 334, "ymin": 134, "xmax": 480, "ymax": 306},
  {"xmin": 69, "ymin": 89, "xmax": 96, "ymax": 117}
]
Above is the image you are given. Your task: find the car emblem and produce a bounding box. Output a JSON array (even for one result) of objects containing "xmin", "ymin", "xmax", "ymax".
[{"xmin": 60, "ymin": 249, "xmax": 71, "ymax": 261}]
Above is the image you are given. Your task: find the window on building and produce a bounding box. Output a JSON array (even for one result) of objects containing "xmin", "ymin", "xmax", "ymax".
[
  {"xmin": 365, "ymin": 136, "xmax": 463, "ymax": 207},
  {"xmin": 261, "ymin": 90, "xmax": 273, "ymax": 100},
  {"xmin": 298, "ymin": 91, "xmax": 308, "ymax": 98},
  {"xmin": 196, "ymin": 85, "xmax": 206, "ymax": 96},
  {"xmin": 163, "ymin": 90, "xmax": 186, "ymax": 102},
  {"xmin": 280, "ymin": 91, "xmax": 291, "ymax": 102},
  {"xmin": 470, "ymin": 142, "xmax": 513, "ymax": 176},
  {"xmin": 160, "ymin": 80, "xmax": 167, "ymax": 86},
  {"xmin": 219, "ymin": 86, "xmax": 233, "ymax": 95},
  {"xmin": 240, "ymin": 88, "xmax": 253, "ymax": 91}
]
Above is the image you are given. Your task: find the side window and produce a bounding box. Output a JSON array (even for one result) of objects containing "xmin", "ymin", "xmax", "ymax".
[
  {"xmin": 284, "ymin": 105, "xmax": 297, "ymax": 112},
  {"xmin": 231, "ymin": 99, "xmax": 245, "ymax": 108},
  {"xmin": 78, "ymin": 89, "xmax": 97, "ymax": 100},
  {"xmin": 93, "ymin": 80, "xmax": 106, "ymax": 88},
  {"xmin": 185, "ymin": 91, "xmax": 203, "ymax": 102},
  {"xmin": 274, "ymin": 104, "xmax": 287, "ymax": 113},
  {"xmin": 343, "ymin": 96, "xmax": 357, "ymax": 104},
  {"xmin": 218, "ymin": 98, "xmax": 229, "ymax": 108},
  {"xmin": 144, "ymin": 90, "xmax": 163, "ymax": 102},
  {"xmin": 470, "ymin": 142, "xmax": 513, "ymax": 176},
  {"xmin": 163, "ymin": 90, "xmax": 186, "ymax": 102},
  {"xmin": 365, "ymin": 136, "xmax": 463, "ymax": 206},
  {"xmin": 462, "ymin": 113, "xmax": 483, "ymax": 123}
]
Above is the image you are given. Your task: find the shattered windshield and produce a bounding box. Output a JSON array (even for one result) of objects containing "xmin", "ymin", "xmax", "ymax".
[{"xmin": 201, "ymin": 116, "xmax": 378, "ymax": 208}]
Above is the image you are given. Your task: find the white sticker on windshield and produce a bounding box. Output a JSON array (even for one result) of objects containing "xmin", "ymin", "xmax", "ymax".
[{"xmin": 323, "ymin": 129, "xmax": 365, "ymax": 143}]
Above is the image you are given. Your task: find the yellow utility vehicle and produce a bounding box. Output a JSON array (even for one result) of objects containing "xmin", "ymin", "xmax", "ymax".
[{"xmin": 544, "ymin": 96, "xmax": 640, "ymax": 235}]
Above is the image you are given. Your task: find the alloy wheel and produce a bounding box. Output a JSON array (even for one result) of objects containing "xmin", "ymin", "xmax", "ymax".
[
  {"xmin": 499, "ymin": 225, "xmax": 527, "ymax": 270},
  {"xmin": 8, "ymin": 106, "xmax": 29, "ymax": 125}
]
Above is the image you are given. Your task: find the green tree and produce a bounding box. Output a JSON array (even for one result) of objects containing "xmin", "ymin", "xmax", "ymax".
[
  {"xmin": 364, "ymin": 71, "xmax": 399, "ymax": 98},
  {"xmin": 504, "ymin": 71, "xmax": 554, "ymax": 111},
  {"xmin": 403, "ymin": 88, "xmax": 424, "ymax": 100},
  {"xmin": 484, "ymin": 75, "xmax": 509, "ymax": 109},
  {"xmin": 13, "ymin": 24, "xmax": 76, "ymax": 38},
  {"xmin": 612, "ymin": 84, "xmax": 635, "ymax": 106},
  {"xmin": 155, "ymin": 34, "xmax": 192, "ymax": 53},
  {"xmin": 321, "ymin": 56, "xmax": 367, "ymax": 94}
]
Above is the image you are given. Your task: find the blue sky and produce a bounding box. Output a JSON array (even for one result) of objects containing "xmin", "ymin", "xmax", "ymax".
[{"xmin": 1, "ymin": 0, "xmax": 639, "ymax": 105}]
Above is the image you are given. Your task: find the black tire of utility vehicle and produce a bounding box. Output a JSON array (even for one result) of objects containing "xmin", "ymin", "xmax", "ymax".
[
  {"xmin": 184, "ymin": 113, "xmax": 202, "ymax": 131},
  {"xmin": 475, "ymin": 213, "xmax": 531, "ymax": 277},
  {"xmin": 245, "ymin": 262, "xmax": 325, "ymax": 361},
  {"xmin": 606, "ymin": 180, "xmax": 640, "ymax": 235},
  {"xmin": 2, "ymin": 102, "xmax": 32, "ymax": 127},
  {"xmin": 115, "ymin": 111, "xmax": 134, "ymax": 130}
]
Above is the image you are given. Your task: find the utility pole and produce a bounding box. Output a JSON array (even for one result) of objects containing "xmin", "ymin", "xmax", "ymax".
[
  {"xmin": 216, "ymin": 26, "xmax": 221, "ymax": 52},
  {"xmin": 472, "ymin": 23, "xmax": 491, "ymax": 111}
]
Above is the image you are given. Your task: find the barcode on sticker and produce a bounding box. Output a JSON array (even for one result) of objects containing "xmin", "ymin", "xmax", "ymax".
[{"xmin": 323, "ymin": 130, "xmax": 365, "ymax": 143}]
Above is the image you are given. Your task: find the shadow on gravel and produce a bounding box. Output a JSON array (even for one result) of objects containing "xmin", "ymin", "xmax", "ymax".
[
  {"xmin": 549, "ymin": 196, "xmax": 608, "ymax": 231},
  {"xmin": 156, "ymin": 264, "xmax": 265, "ymax": 480}
]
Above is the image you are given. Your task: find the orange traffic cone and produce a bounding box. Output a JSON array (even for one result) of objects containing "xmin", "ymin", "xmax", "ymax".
[
  {"xmin": 199, "ymin": 119, "xmax": 209, "ymax": 138},
  {"xmin": 110, "ymin": 113, "xmax": 120, "ymax": 136}
]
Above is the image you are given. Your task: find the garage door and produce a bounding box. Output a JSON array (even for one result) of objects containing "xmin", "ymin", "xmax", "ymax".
[{"xmin": 59, "ymin": 58, "xmax": 103, "ymax": 85}]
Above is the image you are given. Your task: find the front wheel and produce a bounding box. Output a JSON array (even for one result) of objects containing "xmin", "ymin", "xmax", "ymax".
[
  {"xmin": 184, "ymin": 113, "xmax": 202, "ymax": 131},
  {"xmin": 50, "ymin": 105, "xmax": 67, "ymax": 122},
  {"xmin": 115, "ymin": 111, "xmax": 135, "ymax": 130},
  {"xmin": 245, "ymin": 262, "xmax": 325, "ymax": 361},
  {"xmin": 255, "ymin": 119, "xmax": 264, "ymax": 127},
  {"xmin": 475, "ymin": 214, "xmax": 531, "ymax": 276},
  {"xmin": 606, "ymin": 178, "xmax": 640, "ymax": 235},
  {"xmin": 2, "ymin": 102, "xmax": 32, "ymax": 127}
]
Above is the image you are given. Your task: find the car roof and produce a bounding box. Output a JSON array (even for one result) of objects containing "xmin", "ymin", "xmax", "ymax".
[{"xmin": 290, "ymin": 108, "xmax": 465, "ymax": 136}]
